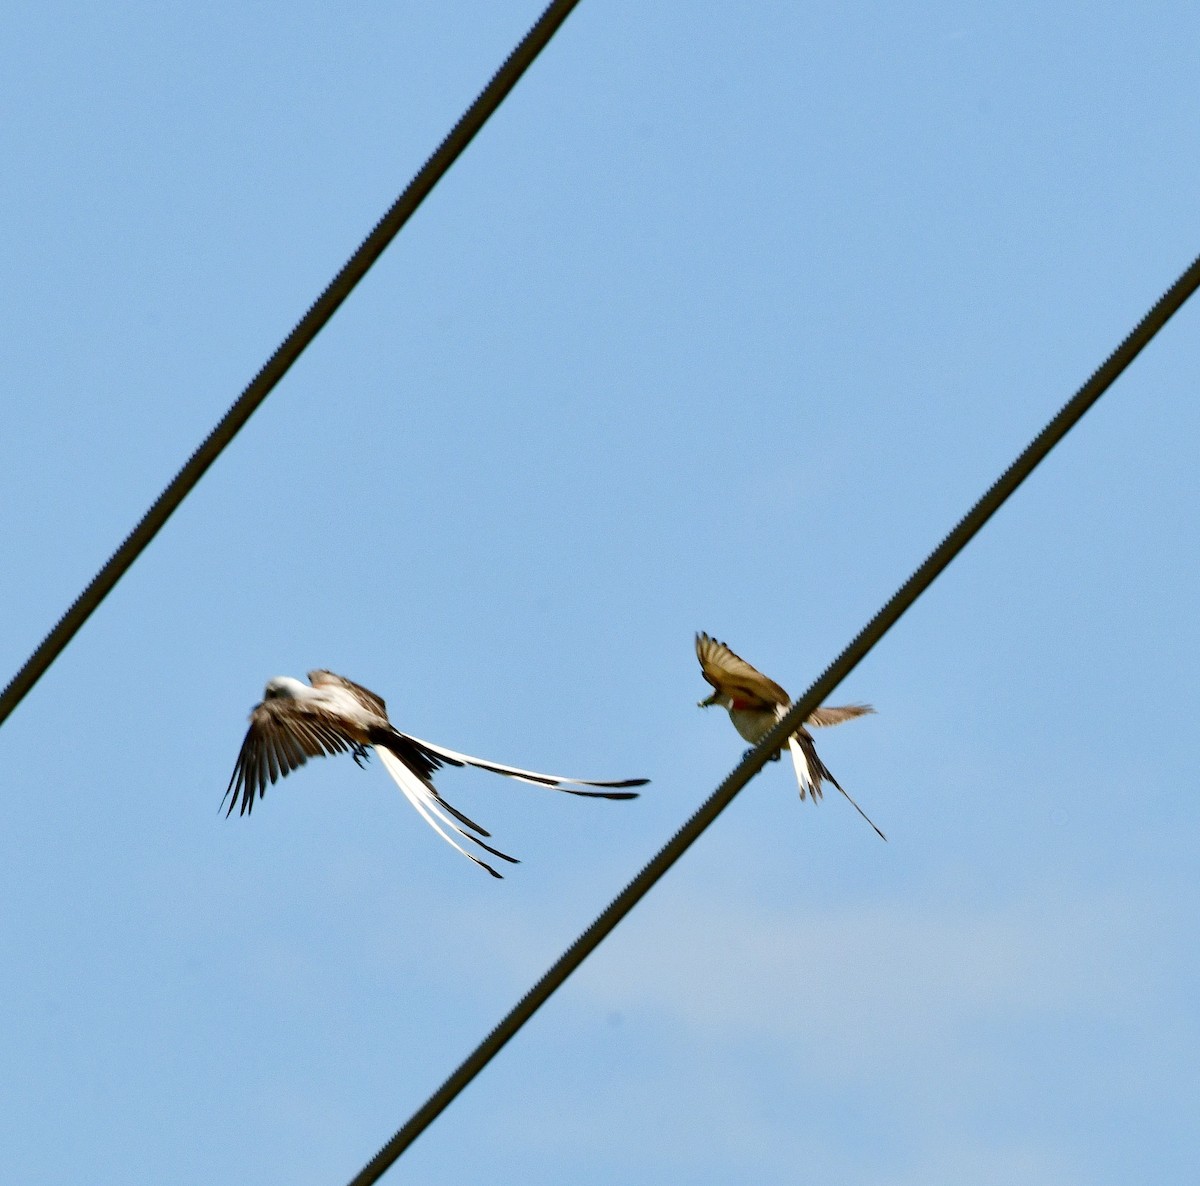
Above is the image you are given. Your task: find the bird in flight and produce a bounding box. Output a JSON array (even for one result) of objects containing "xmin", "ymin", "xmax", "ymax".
[
  {"xmin": 223, "ymin": 669, "xmax": 648, "ymax": 877},
  {"xmin": 695, "ymin": 632, "xmax": 885, "ymax": 840}
]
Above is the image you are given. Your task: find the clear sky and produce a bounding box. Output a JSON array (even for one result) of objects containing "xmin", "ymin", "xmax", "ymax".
[{"xmin": 2, "ymin": 3, "xmax": 1198, "ymax": 1184}]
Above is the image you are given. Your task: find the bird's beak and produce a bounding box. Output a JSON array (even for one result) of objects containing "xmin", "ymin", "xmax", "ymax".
[{"xmin": 697, "ymin": 692, "xmax": 719, "ymax": 708}]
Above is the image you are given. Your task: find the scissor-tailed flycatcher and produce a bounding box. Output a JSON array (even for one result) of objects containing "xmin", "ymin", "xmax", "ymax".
[
  {"xmin": 695, "ymin": 632, "xmax": 885, "ymax": 840},
  {"xmin": 223, "ymin": 669, "xmax": 648, "ymax": 877}
]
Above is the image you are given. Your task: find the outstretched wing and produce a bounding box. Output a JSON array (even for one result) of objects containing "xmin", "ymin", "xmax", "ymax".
[
  {"xmin": 398, "ymin": 732, "xmax": 647, "ymax": 798},
  {"xmin": 695, "ymin": 632, "xmax": 789, "ymax": 708},
  {"xmin": 222, "ymin": 698, "xmax": 358, "ymax": 817},
  {"xmin": 806, "ymin": 704, "xmax": 875, "ymax": 728}
]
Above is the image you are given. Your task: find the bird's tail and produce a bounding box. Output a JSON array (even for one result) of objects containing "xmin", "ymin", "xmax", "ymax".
[
  {"xmin": 786, "ymin": 733, "xmax": 823, "ymax": 802},
  {"xmin": 374, "ymin": 747, "xmax": 519, "ymax": 878},
  {"xmin": 787, "ymin": 734, "xmax": 886, "ymax": 842},
  {"xmin": 806, "ymin": 703, "xmax": 876, "ymax": 729},
  {"xmin": 395, "ymin": 732, "xmax": 647, "ymax": 798}
]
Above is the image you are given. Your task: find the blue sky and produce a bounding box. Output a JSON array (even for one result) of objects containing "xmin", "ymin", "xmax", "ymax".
[{"xmin": 2, "ymin": 3, "xmax": 1198, "ymax": 1183}]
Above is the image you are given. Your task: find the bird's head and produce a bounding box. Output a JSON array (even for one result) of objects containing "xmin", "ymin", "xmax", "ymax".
[
  {"xmin": 697, "ymin": 690, "xmax": 723, "ymax": 709},
  {"xmin": 263, "ymin": 676, "xmax": 306, "ymax": 700}
]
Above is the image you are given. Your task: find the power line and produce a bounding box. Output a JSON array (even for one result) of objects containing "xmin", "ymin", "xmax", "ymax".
[
  {"xmin": 343, "ymin": 249, "xmax": 1200, "ymax": 1186},
  {"xmin": 0, "ymin": 0, "xmax": 585, "ymax": 732}
]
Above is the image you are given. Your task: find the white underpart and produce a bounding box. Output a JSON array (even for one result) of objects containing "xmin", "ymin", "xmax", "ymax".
[
  {"xmin": 725, "ymin": 707, "xmax": 774, "ymax": 745},
  {"xmin": 375, "ymin": 748, "xmax": 491, "ymax": 867}
]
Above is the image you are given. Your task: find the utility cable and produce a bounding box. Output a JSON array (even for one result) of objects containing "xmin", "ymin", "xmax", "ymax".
[
  {"xmin": 0, "ymin": 0, "xmax": 585, "ymax": 731},
  {"xmin": 344, "ymin": 249, "xmax": 1200, "ymax": 1186}
]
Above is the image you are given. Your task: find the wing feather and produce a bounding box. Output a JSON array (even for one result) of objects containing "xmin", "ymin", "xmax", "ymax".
[
  {"xmin": 695, "ymin": 632, "xmax": 789, "ymax": 708},
  {"xmin": 222, "ymin": 699, "xmax": 359, "ymax": 817}
]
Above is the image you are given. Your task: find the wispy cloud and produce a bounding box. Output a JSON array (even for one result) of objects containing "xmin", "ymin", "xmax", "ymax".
[{"xmin": 418, "ymin": 869, "xmax": 1190, "ymax": 1184}]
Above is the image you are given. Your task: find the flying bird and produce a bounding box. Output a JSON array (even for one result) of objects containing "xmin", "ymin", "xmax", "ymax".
[
  {"xmin": 223, "ymin": 669, "xmax": 648, "ymax": 877},
  {"xmin": 695, "ymin": 632, "xmax": 885, "ymax": 840}
]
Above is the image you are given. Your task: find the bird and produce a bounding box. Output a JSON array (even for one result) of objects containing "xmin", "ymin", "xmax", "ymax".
[
  {"xmin": 223, "ymin": 669, "xmax": 648, "ymax": 877},
  {"xmin": 694, "ymin": 632, "xmax": 885, "ymax": 840}
]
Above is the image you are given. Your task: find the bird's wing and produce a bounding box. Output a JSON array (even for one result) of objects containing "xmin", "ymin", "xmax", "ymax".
[
  {"xmin": 307, "ymin": 669, "xmax": 389, "ymax": 719},
  {"xmin": 806, "ymin": 704, "xmax": 875, "ymax": 728},
  {"xmin": 695, "ymin": 632, "xmax": 789, "ymax": 708},
  {"xmin": 374, "ymin": 748, "xmax": 518, "ymax": 879},
  {"xmin": 222, "ymin": 699, "xmax": 358, "ymax": 817},
  {"xmin": 398, "ymin": 732, "xmax": 647, "ymax": 798}
]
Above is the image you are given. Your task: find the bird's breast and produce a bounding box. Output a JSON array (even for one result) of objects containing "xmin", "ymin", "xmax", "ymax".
[{"xmin": 728, "ymin": 707, "xmax": 776, "ymax": 744}]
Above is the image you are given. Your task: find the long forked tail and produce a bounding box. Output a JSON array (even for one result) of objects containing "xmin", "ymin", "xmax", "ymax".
[
  {"xmin": 398, "ymin": 733, "xmax": 647, "ymax": 799},
  {"xmin": 819, "ymin": 763, "xmax": 887, "ymax": 842},
  {"xmin": 787, "ymin": 734, "xmax": 887, "ymax": 842},
  {"xmin": 375, "ymin": 747, "xmax": 519, "ymax": 878}
]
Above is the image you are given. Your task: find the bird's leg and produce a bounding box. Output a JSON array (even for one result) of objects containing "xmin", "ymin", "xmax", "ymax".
[
  {"xmin": 743, "ymin": 747, "xmax": 783, "ymax": 763},
  {"xmin": 351, "ymin": 743, "xmax": 371, "ymax": 768}
]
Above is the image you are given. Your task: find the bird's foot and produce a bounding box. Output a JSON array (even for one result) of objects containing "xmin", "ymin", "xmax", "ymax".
[
  {"xmin": 743, "ymin": 747, "xmax": 782, "ymax": 762},
  {"xmin": 351, "ymin": 743, "xmax": 371, "ymax": 768}
]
